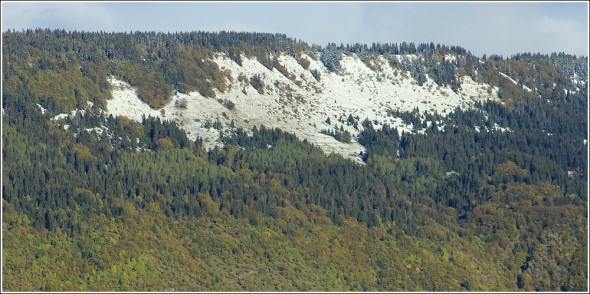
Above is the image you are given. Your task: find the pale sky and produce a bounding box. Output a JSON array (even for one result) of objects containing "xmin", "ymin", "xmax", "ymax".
[{"xmin": 2, "ymin": 1, "xmax": 588, "ymax": 57}]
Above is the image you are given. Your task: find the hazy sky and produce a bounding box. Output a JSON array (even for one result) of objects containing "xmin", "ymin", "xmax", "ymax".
[{"xmin": 2, "ymin": 1, "xmax": 588, "ymax": 57}]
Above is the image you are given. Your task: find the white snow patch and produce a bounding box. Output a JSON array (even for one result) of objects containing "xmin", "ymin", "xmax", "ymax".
[
  {"xmin": 106, "ymin": 76, "xmax": 227, "ymax": 151},
  {"xmin": 392, "ymin": 54, "xmax": 419, "ymax": 62},
  {"xmin": 85, "ymin": 127, "xmax": 103, "ymax": 135},
  {"xmin": 105, "ymin": 53, "xmax": 499, "ymax": 163},
  {"xmin": 499, "ymin": 72, "xmax": 532, "ymax": 92},
  {"xmin": 106, "ymin": 76, "xmax": 162, "ymax": 121},
  {"xmin": 492, "ymin": 123, "xmax": 512, "ymax": 133},
  {"xmin": 51, "ymin": 109, "xmax": 85, "ymax": 121},
  {"xmin": 84, "ymin": 126, "xmax": 110, "ymax": 139},
  {"xmin": 572, "ymin": 73, "xmax": 587, "ymax": 87},
  {"xmin": 444, "ymin": 54, "xmax": 457, "ymax": 62},
  {"xmin": 52, "ymin": 113, "xmax": 69, "ymax": 121},
  {"xmin": 36, "ymin": 104, "xmax": 47, "ymax": 114}
]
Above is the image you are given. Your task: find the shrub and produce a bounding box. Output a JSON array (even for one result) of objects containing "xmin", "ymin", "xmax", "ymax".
[
  {"xmin": 311, "ymin": 69, "xmax": 321, "ymax": 81},
  {"xmin": 250, "ymin": 74, "xmax": 265, "ymax": 94},
  {"xmin": 223, "ymin": 99, "xmax": 236, "ymax": 110},
  {"xmin": 297, "ymin": 57, "xmax": 311, "ymax": 70},
  {"xmin": 175, "ymin": 98, "xmax": 188, "ymax": 108}
]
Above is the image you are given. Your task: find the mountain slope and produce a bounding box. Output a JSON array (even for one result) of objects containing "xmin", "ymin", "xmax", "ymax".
[
  {"xmin": 2, "ymin": 29, "xmax": 588, "ymax": 292},
  {"xmin": 102, "ymin": 52, "xmax": 500, "ymax": 163}
]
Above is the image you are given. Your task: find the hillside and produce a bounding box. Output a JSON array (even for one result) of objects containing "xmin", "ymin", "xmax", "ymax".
[
  {"xmin": 2, "ymin": 29, "xmax": 588, "ymax": 291},
  {"xmin": 101, "ymin": 52, "xmax": 499, "ymax": 163}
]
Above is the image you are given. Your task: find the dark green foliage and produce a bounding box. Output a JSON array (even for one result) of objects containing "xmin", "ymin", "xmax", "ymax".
[
  {"xmin": 227, "ymin": 47, "xmax": 243, "ymax": 66},
  {"xmin": 2, "ymin": 29, "xmax": 587, "ymax": 292},
  {"xmin": 222, "ymin": 99, "xmax": 236, "ymax": 110},
  {"xmin": 321, "ymin": 128, "xmax": 352, "ymax": 143},
  {"xmin": 2, "ymin": 29, "xmax": 308, "ymax": 109},
  {"xmin": 353, "ymin": 69, "xmax": 587, "ymax": 291},
  {"xmin": 310, "ymin": 68, "xmax": 321, "ymax": 81},
  {"xmin": 250, "ymin": 74, "xmax": 264, "ymax": 94}
]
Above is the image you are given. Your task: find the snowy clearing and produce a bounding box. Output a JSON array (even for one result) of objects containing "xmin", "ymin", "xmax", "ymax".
[{"xmin": 104, "ymin": 52, "xmax": 500, "ymax": 163}]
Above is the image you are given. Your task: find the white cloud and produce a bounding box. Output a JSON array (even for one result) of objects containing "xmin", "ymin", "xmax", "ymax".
[
  {"xmin": 2, "ymin": 2, "xmax": 114, "ymax": 32},
  {"xmin": 346, "ymin": 3, "xmax": 588, "ymax": 57}
]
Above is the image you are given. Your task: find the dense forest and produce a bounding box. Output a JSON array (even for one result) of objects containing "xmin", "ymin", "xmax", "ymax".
[{"xmin": 2, "ymin": 29, "xmax": 588, "ymax": 291}]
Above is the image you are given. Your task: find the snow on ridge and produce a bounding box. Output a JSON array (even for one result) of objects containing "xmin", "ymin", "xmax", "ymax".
[
  {"xmin": 212, "ymin": 52, "xmax": 499, "ymax": 162},
  {"xmin": 392, "ymin": 54, "xmax": 419, "ymax": 62},
  {"xmin": 276, "ymin": 54, "xmax": 316, "ymax": 84},
  {"xmin": 499, "ymin": 72, "xmax": 532, "ymax": 92},
  {"xmin": 104, "ymin": 53, "xmax": 499, "ymax": 163},
  {"xmin": 444, "ymin": 54, "xmax": 457, "ymax": 62}
]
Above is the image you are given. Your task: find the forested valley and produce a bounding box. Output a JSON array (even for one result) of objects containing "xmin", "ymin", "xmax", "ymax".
[{"xmin": 2, "ymin": 29, "xmax": 588, "ymax": 291}]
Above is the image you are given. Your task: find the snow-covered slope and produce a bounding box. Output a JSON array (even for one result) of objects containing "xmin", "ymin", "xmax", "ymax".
[
  {"xmin": 105, "ymin": 53, "xmax": 500, "ymax": 163},
  {"xmin": 499, "ymin": 72, "xmax": 533, "ymax": 92}
]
